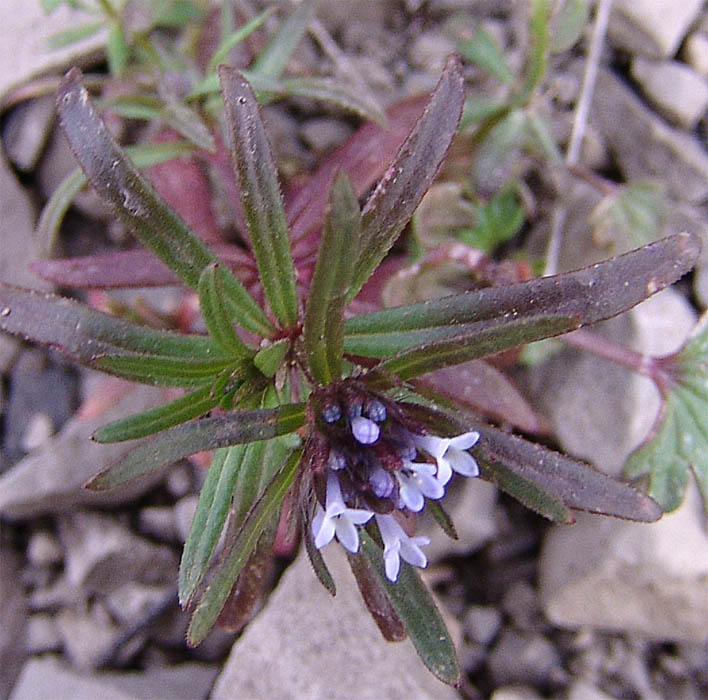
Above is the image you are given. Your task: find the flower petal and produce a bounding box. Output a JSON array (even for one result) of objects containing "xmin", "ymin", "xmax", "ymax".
[
  {"xmin": 351, "ymin": 416, "xmax": 381, "ymax": 444},
  {"xmin": 449, "ymin": 448, "xmax": 479, "ymax": 477},
  {"xmin": 399, "ymin": 535, "xmax": 430, "ymax": 569},
  {"xmin": 397, "ymin": 473, "xmax": 424, "ymax": 512},
  {"xmin": 313, "ymin": 505, "xmax": 336, "ymax": 549},
  {"xmin": 450, "ymin": 431, "xmax": 480, "ymax": 451},
  {"xmin": 335, "ymin": 516, "xmax": 361, "ymax": 553}
]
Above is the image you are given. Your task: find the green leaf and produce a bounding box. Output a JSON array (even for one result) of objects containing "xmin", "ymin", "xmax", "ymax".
[
  {"xmin": 251, "ymin": 0, "xmax": 319, "ymax": 78},
  {"xmin": 219, "ymin": 66, "xmax": 299, "ymax": 328},
  {"xmin": 303, "ymin": 172, "xmax": 361, "ymax": 384},
  {"xmin": 179, "ymin": 445, "xmax": 247, "ymax": 606},
  {"xmin": 458, "ymin": 27, "xmax": 514, "ymax": 85},
  {"xmin": 153, "ymin": 0, "xmax": 203, "ymax": 26},
  {"xmin": 517, "ymin": 0, "xmax": 550, "ymax": 104},
  {"xmin": 187, "ymin": 448, "xmax": 303, "ymax": 645},
  {"xmin": 550, "ymin": 0, "xmax": 589, "ymax": 53},
  {"xmin": 48, "ymin": 21, "xmax": 103, "ymax": 49},
  {"xmin": 85, "ymin": 404, "xmax": 305, "ymax": 490},
  {"xmin": 42, "ymin": 0, "xmax": 64, "ymax": 12},
  {"xmin": 93, "ymin": 384, "xmax": 223, "ymax": 442},
  {"xmin": 107, "ymin": 22, "xmax": 130, "ymax": 77},
  {"xmin": 359, "ymin": 530, "xmax": 460, "ymax": 686},
  {"xmin": 253, "ymin": 338, "xmax": 289, "ymax": 377},
  {"xmin": 104, "ymin": 95, "xmax": 163, "ymax": 121},
  {"xmin": 427, "ymin": 501, "xmax": 459, "ymax": 540},
  {"xmin": 160, "ymin": 99, "xmax": 217, "ymax": 152},
  {"xmin": 625, "ymin": 312, "xmax": 708, "ymax": 513},
  {"xmin": 0, "ymin": 284, "xmax": 225, "ymax": 367},
  {"xmin": 198, "ymin": 263, "xmax": 250, "ymax": 356},
  {"xmin": 303, "ymin": 526, "xmax": 336, "ymax": 596},
  {"xmin": 343, "ymin": 232, "xmax": 700, "ymax": 358},
  {"xmin": 460, "ymin": 96, "xmax": 508, "ymax": 130},
  {"xmin": 458, "ymin": 186, "xmax": 524, "ymax": 252},
  {"xmin": 95, "ymin": 354, "xmax": 237, "ymax": 387},
  {"xmin": 57, "ymin": 69, "xmax": 273, "ymax": 337},
  {"xmin": 37, "ymin": 140, "xmax": 195, "ymax": 256},
  {"xmin": 347, "ymin": 55, "xmax": 466, "ymax": 302},
  {"xmin": 207, "ymin": 7, "xmax": 275, "ymax": 73}
]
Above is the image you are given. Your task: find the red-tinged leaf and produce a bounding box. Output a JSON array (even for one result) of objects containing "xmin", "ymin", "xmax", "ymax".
[
  {"xmin": 347, "ymin": 55, "xmax": 466, "ymax": 301},
  {"xmin": 85, "ymin": 404, "xmax": 305, "ymax": 491},
  {"xmin": 416, "ymin": 360, "xmax": 549, "ymax": 434},
  {"xmin": 0, "ymin": 283, "xmax": 224, "ymax": 365},
  {"xmin": 219, "ymin": 66, "xmax": 299, "ymax": 328},
  {"xmin": 344, "ymin": 232, "xmax": 701, "ymax": 359},
  {"xmin": 31, "ymin": 244, "xmax": 257, "ymax": 289},
  {"xmin": 348, "ymin": 550, "xmax": 407, "ymax": 642}
]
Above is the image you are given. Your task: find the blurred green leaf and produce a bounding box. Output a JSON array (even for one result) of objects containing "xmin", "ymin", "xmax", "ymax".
[
  {"xmin": 625, "ymin": 312, "xmax": 708, "ymax": 513},
  {"xmin": 85, "ymin": 404, "xmax": 305, "ymax": 490},
  {"xmin": 347, "ymin": 55, "xmax": 465, "ymax": 302},
  {"xmin": 550, "ymin": 0, "xmax": 589, "ymax": 53},
  {"xmin": 253, "ymin": 338, "xmax": 289, "ymax": 377},
  {"xmin": 525, "ymin": 112, "xmax": 562, "ymax": 162},
  {"xmin": 153, "ymin": 0, "xmax": 203, "ymax": 26},
  {"xmin": 93, "ymin": 384, "xmax": 223, "ymax": 442},
  {"xmin": 104, "ymin": 95, "xmax": 163, "ymax": 121},
  {"xmin": 517, "ymin": 0, "xmax": 550, "ymax": 104},
  {"xmin": 458, "ymin": 27, "xmax": 514, "ymax": 85},
  {"xmin": 458, "ymin": 186, "xmax": 524, "ymax": 252},
  {"xmin": 304, "ymin": 172, "xmax": 360, "ymax": 385},
  {"xmin": 48, "ymin": 21, "xmax": 103, "ymax": 49},
  {"xmin": 359, "ymin": 530, "xmax": 460, "ymax": 686},
  {"xmin": 160, "ymin": 99, "xmax": 217, "ymax": 152},
  {"xmin": 251, "ymin": 0, "xmax": 319, "ymax": 78},
  {"xmin": 207, "ymin": 7, "xmax": 275, "ymax": 73},
  {"xmin": 460, "ymin": 96, "xmax": 508, "ymax": 129},
  {"xmin": 198, "ymin": 263, "xmax": 250, "ymax": 356},
  {"xmin": 57, "ymin": 69, "xmax": 273, "ymax": 336},
  {"xmin": 219, "ymin": 66, "xmax": 299, "ymax": 328},
  {"xmin": 42, "ymin": 0, "xmax": 64, "ymax": 12},
  {"xmin": 107, "ymin": 22, "xmax": 130, "ymax": 77},
  {"xmin": 187, "ymin": 447, "xmax": 303, "ymax": 645}
]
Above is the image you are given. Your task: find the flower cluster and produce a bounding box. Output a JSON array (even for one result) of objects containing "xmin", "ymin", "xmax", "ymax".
[{"xmin": 308, "ymin": 381, "xmax": 480, "ymax": 581}]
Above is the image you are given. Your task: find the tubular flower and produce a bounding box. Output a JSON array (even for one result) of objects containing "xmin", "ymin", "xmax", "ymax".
[{"xmin": 307, "ymin": 380, "xmax": 481, "ymax": 581}]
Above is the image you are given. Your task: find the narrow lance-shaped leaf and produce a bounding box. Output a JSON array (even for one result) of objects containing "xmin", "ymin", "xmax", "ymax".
[
  {"xmin": 347, "ymin": 55, "xmax": 465, "ymax": 302},
  {"xmin": 187, "ymin": 448, "xmax": 303, "ymax": 646},
  {"xmin": 304, "ymin": 172, "xmax": 361, "ymax": 384},
  {"xmin": 198, "ymin": 263, "xmax": 251, "ymax": 356},
  {"xmin": 57, "ymin": 69, "xmax": 273, "ymax": 337},
  {"xmin": 85, "ymin": 404, "xmax": 305, "ymax": 491},
  {"xmin": 344, "ymin": 232, "xmax": 700, "ymax": 358},
  {"xmin": 0, "ymin": 283, "xmax": 225, "ymax": 365},
  {"xmin": 219, "ymin": 66, "xmax": 299, "ymax": 328},
  {"xmin": 359, "ymin": 530, "xmax": 460, "ymax": 686},
  {"xmin": 179, "ymin": 445, "xmax": 247, "ymax": 606}
]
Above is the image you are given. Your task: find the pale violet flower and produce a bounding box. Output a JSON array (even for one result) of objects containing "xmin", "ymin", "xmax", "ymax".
[
  {"xmin": 376, "ymin": 514, "xmax": 431, "ymax": 582},
  {"xmin": 351, "ymin": 416, "xmax": 380, "ymax": 445},
  {"xmin": 312, "ymin": 471, "xmax": 374, "ymax": 553},
  {"xmin": 412, "ymin": 431, "xmax": 480, "ymax": 485},
  {"xmin": 396, "ymin": 461, "xmax": 445, "ymax": 512}
]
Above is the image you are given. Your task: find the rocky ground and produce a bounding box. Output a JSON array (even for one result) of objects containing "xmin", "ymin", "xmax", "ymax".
[{"xmin": 1, "ymin": 1, "xmax": 708, "ymax": 699}]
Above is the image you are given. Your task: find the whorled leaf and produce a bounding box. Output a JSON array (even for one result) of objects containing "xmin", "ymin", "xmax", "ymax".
[
  {"xmin": 303, "ymin": 172, "xmax": 360, "ymax": 385},
  {"xmin": 187, "ymin": 448, "xmax": 303, "ymax": 646},
  {"xmin": 344, "ymin": 233, "xmax": 700, "ymax": 360},
  {"xmin": 625, "ymin": 312, "xmax": 708, "ymax": 513},
  {"xmin": 85, "ymin": 404, "xmax": 305, "ymax": 490},
  {"xmin": 57, "ymin": 69, "xmax": 273, "ymax": 337},
  {"xmin": 359, "ymin": 530, "xmax": 460, "ymax": 686},
  {"xmin": 347, "ymin": 55, "xmax": 466, "ymax": 302},
  {"xmin": 219, "ymin": 65, "xmax": 299, "ymax": 328}
]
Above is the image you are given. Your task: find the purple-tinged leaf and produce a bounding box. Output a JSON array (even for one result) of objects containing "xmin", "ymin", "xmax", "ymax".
[
  {"xmin": 85, "ymin": 404, "xmax": 305, "ymax": 491},
  {"xmin": 427, "ymin": 501, "xmax": 459, "ymax": 540},
  {"xmin": 359, "ymin": 530, "xmax": 460, "ymax": 686},
  {"xmin": 303, "ymin": 172, "xmax": 360, "ymax": 385},
  {"xmin": 187, "ymin": 448, "xmax": 303, "ymax": 645},
  {"xmin": 348, "ymin": 549, "xmax": 407, "ymax": 642},
  {"xmin": 0, "ymin": 283, "xmax": 224, "ymax": 365},
  {"xmin": 303, "ymin": 523, "xmax": 336, "ymax": 596},
  {"xmin": 347, "ymin": 55, "xmax": 466, "ymax": 301},
  {"xmin": 219, "ymin": 66, "xmax": 299, "ymax": 328},
  {"xmin": 56, "ymin": 69, "xmax": 272, "ymax": 336},
  {"xmin": 344, "ymin": 232, "xmax": 700, "ymax": 362}
]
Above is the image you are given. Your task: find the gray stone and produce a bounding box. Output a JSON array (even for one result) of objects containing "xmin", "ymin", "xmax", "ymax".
[
  {"xmin": 409, "ymin": 30, "xmax": 457, "ymax": 73},
  {"xmin": 0, "ymin": 1, "xmax": 104, "ymax": 98},
  {"xmin": 0, "ymin": 383, "xmax": 168, "ymax": 518},
  {"xmin": 488, "ymin": 629, "xmax": 561, "ymax": 687},
  {"xmin": 9, "ymin": 655, "xmax": 218, "ymax": 700},
  {"xmin": 464, "ymin": 605, "xmax": 502, "ymax": 646},
  {"xmin": 540, "ymin": 481, "xmax": 708, "ymax": 642},
  {"xmin": 300, "ymin": 117, "xmax": 352, "ymax": 154},
  {"xmin": 631, "ymin": 57, "xmax": 708, "ymax": 129},
  {"xmin": 567, "ymin": 680, "xmax": 618, "ymax": 700},
  {"xmin": 210, "ymin": 547, "xmax": 459, "ymax": 700},
  {"xmin": 25, "ymin": 614, "xmax": 62, "ymax": 654},
  {"xmin": 591, "ymin": 68, "xmax": 708, "ymax": 204},
  {"xmin": 422, "ymin": 477, "xmax": 498, "ymax": 561},
  {"xmin": 2, "ymin": 95, "xmax": 56, "ymax": 171},
  {"xmin": 683, "ymin": 33, "xmax": 708, "ymax": 77},
  {"xmin": 104, "ymin": 582, "xmax": 173, "ymax": 627},
  {"xmin": 0, "ymin": 545, "xmax": 28, "ymax": 699},
  {"xmin": 174, "ymin": 494, "xmax": 199, "ymax": 543},
  {"xmin": 490, "ymin": 687, "xmax": 543, "ymax": 700},
  {"xmin": 138, "ymin": 505, "xmax": 177, "ymax": 542},
  {"xmin": 27, "ymin": 530, "xmax": 63, "ymax": 567},
  {"xmin": 608, "ymin": 0, "xmax": 704, "ymax": 59}
]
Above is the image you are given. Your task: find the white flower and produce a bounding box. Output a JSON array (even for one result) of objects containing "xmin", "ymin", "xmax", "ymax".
[
  {"xmin": 312, "ymin": 472, "xmax": 374, "ymax": 553},
  {"xmin": 412, "ymin": 431, "xmax": 480, "ymax": 485},
  {"xmin": 376, "ymin": 514, "xmax": 430, "ymax": 582},
  {"xmin": 396, "ymin": 461, "xmax": 445, "ymax": 512}
]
